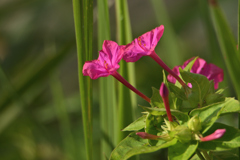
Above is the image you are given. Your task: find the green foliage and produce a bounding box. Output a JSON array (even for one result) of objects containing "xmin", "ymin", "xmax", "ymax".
[
  {"xmin": 168, "ymin": 141, "xmax": 198, "ymax": 160},
  {"xmin": 122, "ymin": 115, "xmax": 147, "ymax": 131},
  {"xmin": 111, "ymin": 57, "xmax": 240, "ymax": 159},
  {"xmin": 109, "ymin": 132, "xmax": 177, "ymax": 160}
]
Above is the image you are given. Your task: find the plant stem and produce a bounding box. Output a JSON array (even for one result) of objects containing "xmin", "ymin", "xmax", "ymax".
[
  {"xmin": 149, "ymin": 51, "xmax": 187, "ymax": 88},
  {"xmin": 72, "ymin": 0, "xmax": 93, "ymax": 159},
  {"xmin": 202, "ymin": 150, "xmax": 211, "ymax": 160},
  {"xmin": 112, "ymin": 71, "xmax": 150, "ymax": 103},
  {"xmin": 196, "ymin": 149, "xmax": 206, "ymax": 160}
]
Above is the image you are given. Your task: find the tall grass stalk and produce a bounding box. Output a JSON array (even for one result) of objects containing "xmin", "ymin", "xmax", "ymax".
[
  {"xmin": 209, "ymin": 1, "xmax": 240, "ymax": 97},
  {"xmin": 115, "ymin": 0, "xmax": 136, "ymax": 144},
  {"xmin": 198, "ymin": 0, "xmax": 230, "ymax": 96},
  {"xmin": 72, "ymin": 0, "xmax": 93, "ymax": 159},
  {"xmin": 97, "ymin": 0, "xmax": 117, "ymax": 159},
  {"xmin": 209, "ymin": 1, "xmax": 240, "ymax": 158}
]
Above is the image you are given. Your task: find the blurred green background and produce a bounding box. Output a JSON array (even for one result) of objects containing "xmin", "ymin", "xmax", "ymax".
[{"xmin": 0, "ymin": 0, "xmax": 238, "ymax": 159}]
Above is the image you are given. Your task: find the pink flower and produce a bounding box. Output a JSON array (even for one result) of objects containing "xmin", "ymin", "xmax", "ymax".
[
  {"xmin": 123, "ymin": 25, "xmax": 164, "ymax": 62},
  {"xmin": 167, "ymin": 57, "xmax": 224, "ymax": 89},
  {"xmin": 123, "ymin": 25, "xmax": 188, "ymax": 89},
  {"xmin": 200, "ymin": 129, "xmax": 226, "ymax": 142},
  {"xmin": 82, "ymin": 40, "xmax": 125, "ymax": 79},
  {"xmin": 83, "ymin": 40, "xmax": 150, "ymax": 102},
  {"xmin": 160, "ymin": 83, "xmax": 173, "ymax": 122}
]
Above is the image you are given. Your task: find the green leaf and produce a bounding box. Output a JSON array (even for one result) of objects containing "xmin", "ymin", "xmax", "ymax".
[
  {"xmin": 189, "ymin": 101, "xmax": 225, "ymax": 133},
  {"xmin": 140, "ymin": 106, "xmax": 189, "ymax": 125},
  {"xmin": 122, "ymin": 115, "xmax": 146, "ymax": 131},
  {"xmin": 150, "ymin": 87, "xmax": 164, "ymax": 108},
  {"xmin": 180, "ymin": 69, "xmax": 210, "ymax": 111},
  {"xmin": 220, "ymin": 98, "xmax": 240, "ymax": 115},
  {"xmin": 109, "ymin": 132, "xmax": 177, "ymax": 160},
  {"xmin": 168, "ymin": 141, "xmax": 198, "ymax": 160},
  {"xmin": 205, "ymin": 93, "xmax": 224, "ymax": 106},
  {"xmin": 145, "ymin": 113, "xmax": 160, "ymax": 146},
  {"xmin": 199, "ymin": 123, "xmax": 240, "ymax": 151},
  {"xmin": 168, "ymin": 83, "xmax": 187, "ymax": 101}
]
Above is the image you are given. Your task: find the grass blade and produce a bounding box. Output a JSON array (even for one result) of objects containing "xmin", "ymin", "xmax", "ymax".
[
  {"xmin": 72, "ymin": 0, "xmax": 93, "ymax": 159},
  {"xmin": 97, "ymin": 0, "xmax": 117, "ymax": 158},
  {"xmin": 115, "ymin": 0, "xmax": 135, "ymax": 143},
  {"xmin": 209, "ymin": 1, "xmax": 240, "ymax": 98}
]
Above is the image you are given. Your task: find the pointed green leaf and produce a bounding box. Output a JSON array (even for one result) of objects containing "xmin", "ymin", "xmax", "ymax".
[
  {"xmin": 168, "ymin": 83, "xmax": 187, "ymax": 101},
  {"xmin": 150, "ymin": 87, "xmax": 164, "ymax": 108},
  {"xmin": 180, "ymin": 69, "xmax": 210, "ymax": 110},
  {"xmin": 190, "ymin": 101, "xmax": 226, "ymax": 133},
  {"xmin": 220, "ymin": 98, "xmax": 240, "ymax": 115},
  {"xmin": 168, "ymin": 141, "xmax": 198, "ymax": 160},
  {"xmin": 122, "ymin": 115, "xmax": 147, "ymax": 131},
  {"xmin": 110, "ymin": 132, "xmax": 177, "ymax": 160},
  {"xmin": 199, "ymin": 123, "xmax": 240, "ymax": 151}
]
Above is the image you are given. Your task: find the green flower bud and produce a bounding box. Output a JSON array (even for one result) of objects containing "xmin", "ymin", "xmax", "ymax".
[
  {"xmin": 163, "ymin": 119, "xmax": 178, "ymax": 131},
  {"xmin": 174, "ymin": 126, "xmax": 192, "ymax": 143},
  {"xmin": 188, "ymin": 116, "xmax": 202, "ymax": 132}
]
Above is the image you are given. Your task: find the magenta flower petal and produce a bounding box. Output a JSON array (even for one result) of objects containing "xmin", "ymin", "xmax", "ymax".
[
  {"xmin": 82, "ymin": 40, "xmax": 125, "ymax": 79},
  {"xmin": 167, "ymin": 57, "xmax": 224, "ymax": 89},
  {"xmin": 200, "ymin": 129, "xmax": 226, "ymax": 142},
  {"xmin": 123, "ymin": 25, "xmax": 164, "ymax": 62}
]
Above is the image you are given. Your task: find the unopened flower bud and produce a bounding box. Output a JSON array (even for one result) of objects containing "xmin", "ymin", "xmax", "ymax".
[
  {"xmin": 163, "ymin": 119, "xmax": 178, "ymax": 131},
  {"xmin": 136, "ymin": 132, "xmax": 159, "ymax": 140},
  {"xmin": 160, "ymin": 83, "xmax": 173, "ymax": 122},
  {"xmin": 200, "ymin": 129, "xmax": 226, "ymax": 142},
  {"xmin": 188, "ymin": 116, "xmax": 202, "ymax": 132},
  {"xmin": 174, "ymin": 126, "xmax": 192, "ymax": 143}
]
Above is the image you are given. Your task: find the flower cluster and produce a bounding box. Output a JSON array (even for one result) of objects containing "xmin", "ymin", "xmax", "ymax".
[
  {"xmin": 83, "ymin": 25, "xmax": 229, "ymax": 159},
  {"xmin": 83, "ymin": 25, "xmax": 189, "ymax": 102}
]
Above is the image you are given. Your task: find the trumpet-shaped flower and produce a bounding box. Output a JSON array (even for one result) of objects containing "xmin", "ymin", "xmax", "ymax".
[
  {"xmin": 82, "ymin": 40, "xmax": 125, "ymax": 79},
  {"xmin": 167, "ymin": 57, "xmax": 224, "ymax": 89},
  {"xmin": 200, "ymin": 129, "xmax": 226, "ymax": 142},
  {"xmin": 123, "ymin": 25, "xmax": 164, "ymax": 62},
  {"xmin": 123, "ymin": 25, "xmax": 188, "ymax": 88},
  {"xmin": 82, "ymin": 40, "xmax": 150, "ymax": 102}
]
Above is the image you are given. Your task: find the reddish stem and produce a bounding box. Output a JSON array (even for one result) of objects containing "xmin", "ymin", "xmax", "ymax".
[
  {"xmin": 112, "ymin": 71, "xmax": 151, "ymax": 103},
  {"xmin": 149, "ymin": 51, "xmax": 187, "ymax": 88},
  {"xmin": 162, "ymin": 95, "xmax": 173, "ymax": 122}
]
